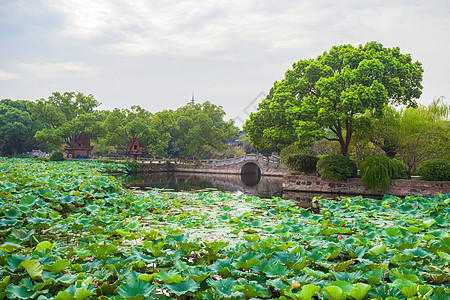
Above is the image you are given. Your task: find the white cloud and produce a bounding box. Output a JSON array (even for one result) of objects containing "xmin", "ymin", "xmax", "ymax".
[
  {"xmin": 0, "ymin": 70, "xmax": 19, "ymax": 81},
  {"xmin": 18, "ymin": 61, "xmax": 96, "ymax": 78}
]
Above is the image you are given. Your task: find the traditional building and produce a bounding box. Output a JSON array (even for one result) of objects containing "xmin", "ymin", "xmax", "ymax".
[
  {"xmin": 66, "ymin": 133, "xmax": 93, "ymax": 159},
  {"xmin": 125, "ymin": 137, "xmax": 147, "ymax": 157}
]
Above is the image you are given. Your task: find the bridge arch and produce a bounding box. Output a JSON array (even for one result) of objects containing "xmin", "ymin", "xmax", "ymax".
[{"xmin": 240, "ymin": 162, "xmax": 262, "ymax": 187}]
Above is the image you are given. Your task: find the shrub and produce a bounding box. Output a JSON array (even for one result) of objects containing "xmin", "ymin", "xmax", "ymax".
[
  {"xmin": 285, "ymin": 154, "xmax": 319, "ymax": 174},
  {"xmin": 49, "ymin": 151, "xmax": 64, "ymax": 161},
  {"xmin": 126, "ymin": 160, "xmax": 143, "ymax": 173},
  {"xmin": 316, "ymin": 155, "xmax": 357, "ymax": 180},
  {"xmin": 390, "ymin": 158, "xmax": 409, "ymax": 179},
  {"xmin": 418, "ymin": 159, "xmax": 450, "ymax": 181},
  {"xmin": 360, "ymin": 155, "xmax": 393, "ymax": 192},
  {"xmin": 280, "ymin": 144, "xmax": 303, "ymax": 162}
]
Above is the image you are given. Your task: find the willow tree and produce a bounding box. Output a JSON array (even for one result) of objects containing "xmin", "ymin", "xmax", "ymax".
[{"xmin": 244, "ymin": 42, "xmax": 423, "ymax": 156}]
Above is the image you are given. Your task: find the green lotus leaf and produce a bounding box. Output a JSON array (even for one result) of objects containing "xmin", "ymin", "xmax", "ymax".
[
  {"xmin": 402, "ymin": 247, "xmax": 434, "ymax": 258},
  {"xmin": 185, "ymin": 269, "xmax": 210, "ymax": 283},
  {"xmin": 382, "ymin": 227, "xmax": 403, "ymax": 238},
  {"xmin": 60, "ymin": 196, "xmax": 76, "ymax": 204},
  {"xmin": 43, "ymin": 259, "xmax": 70, "ymax": 274},
  {"xmin": 6, "ymin": 284, "xmax": 37, "ymax": 299},
  {"xmin": 322, "ymin": 285, "xmax": 348, "ymax": 300},
  {"xmin": 263, "ymin": 263, "xmax": 290, "ymax": 278},
  {"xmin": 437, "ymin": 251, "xmax": 450, "ymax": 260},
  {"xmin": 267, "ymin": 278, "xmax": 289, "ymax": 291},
  {"xmin": 421, "ymin": 219, "xmax": 436, "ymax": 229},
  {"xmin": 234, "ymin": 282, "xmax": 266, "ymax": 298},
  {"xmin": 19, "ymin": 195, "xmax": 37, "ymax": 207},
  {"xmin": 10, "ymin": 229, "xmax": 35, "ymax": 243},
  {"xmin": 19, "ymin": 260, "xmax": 43, "ymax": 280},
  {"xmin": 137, "ymin": 273, "xmax": 157, "ymax": 283},
  {"xmin": 401, "ymin": 283, "xmax": 418, "ymax": 298},
  {"xmin": 285, "ymin": 284, "xmax": 320, "ymax": 300},
  {"xmin": 407, "ymin": 226, "xmax": 423, "ymax": 233},
  {"xmin": 33, "ymin": 279, "xmax": 53, "ymax": 291},
  {"xmin": 55, "ymin": 273, "xmax": 78, "ymax": 285},
  {"xmin": 145, "ymin": 241, "xmax": 165, "ymax": 257},
  {"xmin": 302, "ymin": 267, "xmax": 328, "ymax": 279},
  {"xmin": 156, "ymin": 271, "xmax": 186, "ymax": 284},
  {"xmin": 0, "ymin": 276, "xmax": 10, "ymax": 290},
  {"xmin": 88, "ymin": 243, "xmax": 118, "ymax": 261},
  {"xmin": 35, "ymin": 241, "xmax": 56, "ymax": 252},
  {"xmin": 235, "ymin": 257, "xmax": 261, "ymax": 270},
  {"xmin": 368, "ymin": 244, "xmax": 387, "ymax": 256},
  {"xmin": 126, "ymin": 249, "xmax": 156, "ymax": 264},
  {"xmin": 350, "ymin": 283, "xmax": 371, "ymax": 300},
  {"xmin": 207, "ymin": 277, "xmax": 238, "ymax": 297},
  {"xmin": 243, "ymin": 234, "xmax": 261, "ymax": 242},
  {"xmin": 429, "ymin": 287, "xmax": 449, "ymax": 300},
  {"xmin": 164, "ymin": 278, "xmax": 199, "ymax": 297},
  {"xmin": 417, "ymin": 285, "xmax": 433, "ymax": 299},
  {"xmin": 330, "ymin": 281, "xmax": 353, "ymax": 294},
  {"xmin": 389, "ymin": 278, "xmax": 415, "ymax": 292},
  {"xmin": 6, "ymin": 254, "xmax": 33, "ymax": 272},
  {"xmin": 117, "ymin": 279, "xmax": 155, "ymax": 299},
  {"xmin": 202, "ymin": 240, "xmax": 229, "ymax": 255},
  {"xmin": 4, "ymin": 208, "xmax": 22, "ymax": 219}
]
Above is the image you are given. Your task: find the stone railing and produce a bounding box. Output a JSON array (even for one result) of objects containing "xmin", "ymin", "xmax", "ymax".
[{"xmin": 210, "ymin": 154, "xmax": 282, "ymax": 168}]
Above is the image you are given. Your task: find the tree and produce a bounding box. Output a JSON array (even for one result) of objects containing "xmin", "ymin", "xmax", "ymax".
[
  {"xmin": 244, "ymin": 42, "xmax": 423, "ymax": 156},
  {"xmin": 103, "ymin": 106, "xmax": 170, "ymax": 158},
  {"xmin": 0, "ymin": 99, "xmax": 34, "ymax": 155},
  {"xmin": 27, "ymin": 92, "xmax": 102, "ymax": 149},
  {"xmin": 167, "ymin": 101, "xmax": 238, "ymax": 160},
  {"xmin": 378, "ymin": 98, "xmax": 449, "ymax": 174}
]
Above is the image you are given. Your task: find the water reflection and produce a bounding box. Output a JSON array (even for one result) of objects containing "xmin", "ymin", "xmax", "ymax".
[
  {"xmin": 118, "ymin": 172, "xmax": 360, "ymax": 210},
  {"xmin": 119, "ymin": 172, "xmax": 282, "ymax": 198}
]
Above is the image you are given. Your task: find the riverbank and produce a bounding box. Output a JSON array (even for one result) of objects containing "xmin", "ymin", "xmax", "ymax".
[{"xmin": 283, "ymin": 174, "xmax": 449, "ymax": 197}]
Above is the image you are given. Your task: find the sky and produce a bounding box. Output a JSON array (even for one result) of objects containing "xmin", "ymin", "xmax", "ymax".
[{"xmin": 1, "ymin": 0, "xmax": 449, "ymax": 127}]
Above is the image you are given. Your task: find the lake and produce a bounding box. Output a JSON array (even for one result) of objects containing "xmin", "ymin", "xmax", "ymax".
[{"xmin": 118, "ymin": 172, "xmax": 347, "ymax": 209}]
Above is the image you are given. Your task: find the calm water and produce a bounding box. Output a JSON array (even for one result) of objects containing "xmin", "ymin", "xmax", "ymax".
[
  {"xmin": 119, "ymin": 172, "xmax": 283, "ymax": 198},
  {"xmin": 118, "ymin": 172, "xmax": 346, "ymax": 208}
]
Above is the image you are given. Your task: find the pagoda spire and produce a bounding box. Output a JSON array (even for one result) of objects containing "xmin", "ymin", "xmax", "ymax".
[{"xmin": 191, "ymin": 92, "xmax": 195, "ymax": 104}]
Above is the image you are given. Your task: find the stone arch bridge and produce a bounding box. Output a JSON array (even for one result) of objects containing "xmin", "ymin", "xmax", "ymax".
[{"xmin": 201, "ymin": 154, "xmax": 286, "ymax": 176}]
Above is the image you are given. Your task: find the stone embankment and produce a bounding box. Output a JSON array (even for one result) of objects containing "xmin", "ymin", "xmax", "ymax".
[{"xmin": 283, "ymin": 175, "xmax": 449, "ymax": 197}]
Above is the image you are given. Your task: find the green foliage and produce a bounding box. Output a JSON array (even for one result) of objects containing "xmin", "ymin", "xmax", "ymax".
[
  {"xmin": 244, "ymin": 42, "xmax": 423, "ymax": 156},
  {"xmin": 390, "ymin": 158, "xmax": 409, "ymax": 179},
  {"xmin": 360, "ymin": 155, "xmax": 393, "ymax": 192},
  {"xmin": 418, "ymin": 159, "xmax": 450, "ymax": 181},
  {"xmin": 0, "ymin": 99, "xmax": 47, "ymax": 155},
  {"xmin": 360, "ymin": 155, "xmax": 409, "ymax": 192},
  {"xmin": 316, "ymin": 155, "xmax": 357, "ymax": 180},
  {"xmin": 27, "ymin": 92, "xmax": 102, "ymax": 149},
  {"xmin": 125, "ymin": 160, "xmax": 144, "ymax": 173},
  {"xmin": 371, "ymin": 98, "xmax": 450, "ymax": 174},
  {"xmin": 280, "ymin": 144, "xmax": 303, "ymax": 161},
  {"xmin": 167, "ymin": 101, "xmax": 238, "ymax": 160},
  {"xmin": 49, "ymin": 151, "xmax": 64, "ymax": 161},
  {"xmin": 0, "ymin": 157, "xmax": 449, "ymax": 299},
  {"xmin": 285, "ymin": 154, "xmax": 319, "ymax": 174}
]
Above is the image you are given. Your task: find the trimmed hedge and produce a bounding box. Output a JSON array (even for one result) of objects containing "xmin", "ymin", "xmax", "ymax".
[
  {"xmin": 418, "ymin": 159, "xmax": 450, "ymax": 181},
  {"xmin": 285, "ymin": 154, "xmax": 319, "ymax": 174},
  {"xmin": 49, "ymin": 151, "xmax": 64, "ymax": 161},
  {"xmin": 316, "ymin": 155, "xmax": 357, "ymax": 181},
  {"xmin": 390, "ymin": 158, "xmax": 409, "ymax": 179}
]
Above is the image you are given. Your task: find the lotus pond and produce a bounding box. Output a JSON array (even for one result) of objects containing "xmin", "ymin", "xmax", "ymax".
[{"xmin": 0, "ymin": 158, "xmax": 449, "ymax": 300}]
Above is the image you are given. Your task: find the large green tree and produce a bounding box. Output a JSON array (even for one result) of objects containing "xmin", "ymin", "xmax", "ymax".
[
  {"xmin": 103, "ymin": 105, "xmax": 170, "ymax": 157},
  {"xmin": 27, "ymin": 92, "xmax": 102, "ymax": 149},
  {"xmin": 167, "ymin": 101, "xmax": 238, "ymax": 160},
  {"xmin": 0, "ymin": 99, "xmax": 34, "ymax": 155},
  {"xmin": 244, "ymin": 42, "xmax": 424, "ymax": 156}
]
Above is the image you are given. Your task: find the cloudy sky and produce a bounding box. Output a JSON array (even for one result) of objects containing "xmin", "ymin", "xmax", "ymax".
[{"xmin": 1, "ymin": 0, "xmax": 449, "ymax": 126}]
